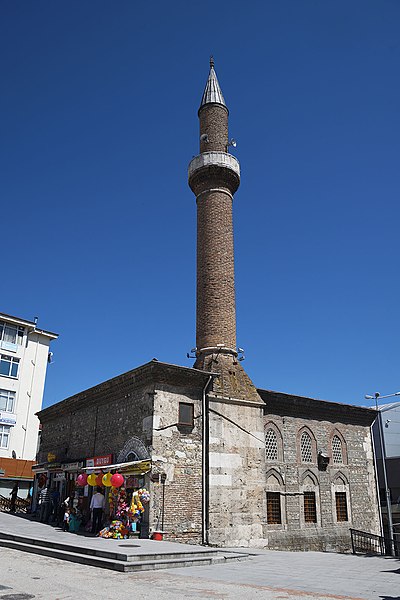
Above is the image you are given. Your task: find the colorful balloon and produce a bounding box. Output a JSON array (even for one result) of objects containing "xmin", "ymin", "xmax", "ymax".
[
  {"xmin": 87, "ymin": 473, "xmax": 98, "ymax": 486},
  {"xmin": 102, "ymin": 472, "xmax": 113, "ymax": 487},
  {"xmin": 95, "ymin": 472, "xmax": 104, "ymax": 487},
  {"xmin": 110, "ymin": 473, "xmax": 124, "ymax": 488},
  {"xmin": 76, "ymin": 473, "xmax": 88, "ymax": 486}
]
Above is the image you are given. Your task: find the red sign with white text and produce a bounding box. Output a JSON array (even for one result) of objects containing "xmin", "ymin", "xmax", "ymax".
[{"xmin": 86, "ymin": 454, "xmax": 113, "ymax": 468}]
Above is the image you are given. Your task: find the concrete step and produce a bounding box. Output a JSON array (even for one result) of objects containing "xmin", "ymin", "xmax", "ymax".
[
  {"xmin": 0, "ymin": 534, "xmax": 248, "ymax": 572},
  {"xmin": 0, "ymin": 531, "xmax": 235, "ymax": 562}
]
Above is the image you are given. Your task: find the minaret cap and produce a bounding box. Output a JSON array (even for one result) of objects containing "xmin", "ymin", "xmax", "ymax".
[{"xmin": 199, "ymin": 56, "xmax": 227, "ymax": 113}]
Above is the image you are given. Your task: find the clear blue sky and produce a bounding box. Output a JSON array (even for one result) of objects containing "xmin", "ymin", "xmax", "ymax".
[{"xmin": 1, "ymin": 1, "xmax": 399, "ymax": 409}]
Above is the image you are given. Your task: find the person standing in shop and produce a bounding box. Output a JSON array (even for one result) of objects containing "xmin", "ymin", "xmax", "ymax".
[
  {"xmin": 90, "ymin": 487, "xmax": 105, "ymax": 534},
  {"xmin": 38, "ymin": 484, "xmax": 51, "ymax": 523}
]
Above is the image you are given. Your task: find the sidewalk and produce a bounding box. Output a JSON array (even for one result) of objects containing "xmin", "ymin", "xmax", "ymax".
[{"xmin": 0, "ymin": 510, "xmax": 399, "ymax": 600}]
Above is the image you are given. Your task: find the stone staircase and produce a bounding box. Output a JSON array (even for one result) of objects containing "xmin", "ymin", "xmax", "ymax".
[{"xmin": 0, "ymin": 531, "xmax": 249, "ymax": 572}]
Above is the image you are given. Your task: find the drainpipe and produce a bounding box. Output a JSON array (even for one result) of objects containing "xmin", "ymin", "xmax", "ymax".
[
  {"xmin": 201, "ymin": 375, "xmax": 213, "ymax": 546},
  {"xmin": 371, "ymin": 422, "xmax": 384, "ymax": 540}
]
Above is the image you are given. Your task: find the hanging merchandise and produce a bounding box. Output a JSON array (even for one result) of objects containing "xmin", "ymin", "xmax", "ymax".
[
  {"xmin": 110, "ymin": 473, "xmax": 124, "ymax": 488},
  {"xmin": 102, "ymin": 472, "xmax": 112, "ymax": 487},
  {"xmin": 99, "ymin": 487, "xmax": 151, "ymax": 539},
  {"xmin": 87, "ymin": 473, "xmax": 97, "ymax": 486},
  {"xmin": 76, "ymin": 473, "xmax": 88, "ymax": 486},
  {"xmin": 95, "ymin": 472, "xmax": 104, "ymax": 487}
]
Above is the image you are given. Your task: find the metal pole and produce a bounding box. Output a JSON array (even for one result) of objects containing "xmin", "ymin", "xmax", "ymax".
[{"xmin": 375, "ymin": 393, "xmax": 395, "ymax": 556}]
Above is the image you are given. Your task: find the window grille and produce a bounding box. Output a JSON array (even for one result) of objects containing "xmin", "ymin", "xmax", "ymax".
[
  {"xmin": 301, "ymin": 431, "xmax": 313, "ymax": 462},
  {"xmin": 304, "ymin": 491, "xmax": 317, "ymax": 523},
  {"xmin": 332, "ymin": 435, "xmax": 343, "ymax": 464},
  {"xmin": 335, "ymin": 492, "xmax": 348, "ymax": 521},
  {"xmin": 267, "ymin": 492, "xmax": 281, "ymax": 524},
  {"xmin": 265, "ymin": 429, "xmax": 278, "ymax": 461}
]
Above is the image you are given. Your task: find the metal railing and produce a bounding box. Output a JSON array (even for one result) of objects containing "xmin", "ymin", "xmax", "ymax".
[
  {"xmin": 350, "ymin": 528, "xmax": 399, "ymax": 556},
  {"xmin": 0, "ymin": 495, "xmax": 30, "ymax": 513}
]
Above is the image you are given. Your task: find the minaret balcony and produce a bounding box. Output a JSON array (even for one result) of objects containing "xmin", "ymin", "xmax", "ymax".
[
  {"xmin": 188, "ymin": 152, "xmax": 240, "ymax": 196},
  {"xmin": 188, "ymin": 151, "xmax": 240, "ymax": 179}
]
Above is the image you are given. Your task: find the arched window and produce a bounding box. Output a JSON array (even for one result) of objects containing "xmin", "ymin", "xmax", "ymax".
[
  {"xmin": 301, "ymin": 431, "xmax": 313, "ymax": 463},
  {"xmin": 265, "ymin": 429, "xmax": 278, "ymax": 461},
  {"xmin": 331, "ymin": 473, "xmax": 351, "ymax": 523},
  {"xmin": 332, "ymin": 435, "xmax": 343, "ymax": 464},
  {"xmin": 266, "ymin": 469, "xmax": 285, "ymax": 526},
  {"xmin": 300, "ymin": 471, "xmax": 320, "ymax": 525}
]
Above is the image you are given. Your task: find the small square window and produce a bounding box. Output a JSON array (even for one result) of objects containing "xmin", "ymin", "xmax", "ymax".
[{"xmin": 178, "ymin": 403, "xmax": 194, "ymax": 427}]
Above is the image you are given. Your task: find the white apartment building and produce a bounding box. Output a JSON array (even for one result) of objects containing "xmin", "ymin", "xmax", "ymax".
[{"xmin": 0, "ymin": 313, "xmax": 58, "ymax": 462}]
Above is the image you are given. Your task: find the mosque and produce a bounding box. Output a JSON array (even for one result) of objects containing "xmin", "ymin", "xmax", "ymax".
[{"xmin": 36, "ymin": 60, "xmax": 380, "ymax": 551}]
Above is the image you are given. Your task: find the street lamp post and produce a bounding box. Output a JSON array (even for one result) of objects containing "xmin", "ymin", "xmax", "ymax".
[{"xmin": 365, "ymin": 391, "xmax": 400, "ymax": 556}]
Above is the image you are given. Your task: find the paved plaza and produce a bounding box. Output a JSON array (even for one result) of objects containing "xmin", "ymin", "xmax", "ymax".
[{"xmin": 0, "ymin": 512, "xmax": 398, "ymax": 600}]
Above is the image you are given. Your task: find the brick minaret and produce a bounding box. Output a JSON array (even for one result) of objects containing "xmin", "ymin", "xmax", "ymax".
[{"xmin": 188, "ymin": 58, "xmax": 260, "ymax": 402}]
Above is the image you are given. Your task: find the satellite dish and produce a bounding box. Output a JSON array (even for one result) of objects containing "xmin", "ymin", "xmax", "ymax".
[
  {"xmin": 200, "ymin": 134, "xmax": 209, "ymax": 143},
  {"xmin": 229, "ymin": 138, "xmax": 237, "ymax": 148}
]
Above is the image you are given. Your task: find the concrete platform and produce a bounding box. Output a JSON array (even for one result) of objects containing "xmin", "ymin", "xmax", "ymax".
[{"xmin": 0, "ymin": 511, "xmax": 249, "ymax": 571}]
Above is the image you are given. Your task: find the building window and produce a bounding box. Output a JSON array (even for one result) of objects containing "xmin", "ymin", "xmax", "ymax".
[
  {"xmin": 0, "ymin": 425, "xmax": 11, "ymax": 448},
  {"xmin": 0, "ymin": 355, "xmax": 20, "ymax": 378},
  {"xmin": 178, "ymin": 403, "xmax": 194, "ymax": 427},
  {"xmin": 0, "ymin": 389, "xmax": 15, "ymax": 412},
  {"xmin": 0, "ymin": 321, "xmax": 24, "ymax": 345},
  {"xmin": 265, "ymin": 429, "xmax": 278, "ymax": 461},
  {"xmin": 332, "ymin": 435, "xmax": 343, "ymax": 464},
  {"xmin": 301, "ymin": 431, "xmax": 313, "ymax": 463},
  {"xmin": 335, "ymin": 492, "xmax": 348, "ymax": 521},
  {"xmin": 304, "ymin": 491, "xmax": 317, "ymax": 523},
  {"xmin": 267, "ymin": 492, "xmax": 282, "ymax": 524}
]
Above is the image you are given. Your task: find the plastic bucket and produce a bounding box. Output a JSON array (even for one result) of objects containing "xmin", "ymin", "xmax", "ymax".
[{"xmin": 152, "ymin": 531, "xmax": 163, "ymax": 541}]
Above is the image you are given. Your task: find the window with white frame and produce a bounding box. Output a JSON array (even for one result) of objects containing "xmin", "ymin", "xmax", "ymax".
[
  {"xmin": 0, "ymin": 321, "xmax": 24, "ymax": 345},
  {"xmin": 0, "ymin": 389, "xmax": 15, "ymax": 412},
  {"xmin": 0, "ymin": 355, "xmax": 20, "ymax": 378},
  {"xmin": 332, "ymin": 435, "xmax": 343, "ymax": 464},
  {"xmin": 0, "ymin": 425, "xmax": 11, "ymax": 448}
]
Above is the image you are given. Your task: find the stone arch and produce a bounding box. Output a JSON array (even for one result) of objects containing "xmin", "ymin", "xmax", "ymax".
[
  {"xmin": 297, "ymin": 426, "xmax": 317, "ymax": 464},
  {"xmin": 264, "ymin": 421, "xmax": 284, "ymax": 462},
  {"xmin": 300, "ymin": 469, "xmax": 319, "ymax": 487},
  {"xmin": 116, "ymin": 436, "xmax": 150, "ymax": 463},
  {"xmin": 329, "ymin": 428, "xmax": 348, "ymax": 464},
  {"xmin": 266, "ymin": 468, "xmax": 284, "ymax": 488},
  {"xmin": 332, "ymin": 471, "xmax": 349, "ymax": 486}
]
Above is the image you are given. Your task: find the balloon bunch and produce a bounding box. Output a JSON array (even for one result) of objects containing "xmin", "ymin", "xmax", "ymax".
[{"xmin": 76, "ymin": 472, "xmax": 125, "ymax": 488}]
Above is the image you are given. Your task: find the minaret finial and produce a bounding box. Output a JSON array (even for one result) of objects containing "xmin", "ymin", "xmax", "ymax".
[{"xmin": 210, "ymin": 55, "xmax": 214, "ymax": 69}]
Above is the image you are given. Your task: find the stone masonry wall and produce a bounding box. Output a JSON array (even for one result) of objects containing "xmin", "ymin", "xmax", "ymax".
[
  {"xmin": 262, "ymin": 411, "xmax": 380, "ymax": 552},
  {"xmin": 207, "ymin": 396, "xmax": 267, "ymax": 547},
  {"xmin": 150, "ymin": 384, "xmax": 203, "ymax": 544},
  {"xmin": 38, "ymin": 374, "xmax": 155, "ymax": 464}
]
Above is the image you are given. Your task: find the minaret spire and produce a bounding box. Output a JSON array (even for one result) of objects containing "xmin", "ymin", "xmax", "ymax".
[
  {"xmin": 188, "ymin": 60, "xmax": 260, "ymax": 402},
  {"xmin": 199, "ymin": 57, "xmax": 227, "ymax": 113}
]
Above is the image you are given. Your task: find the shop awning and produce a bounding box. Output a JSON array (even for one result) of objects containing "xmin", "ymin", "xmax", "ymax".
[{"xmin": 82, "ymin": 459, "xmax": 151, "ymax": 474}]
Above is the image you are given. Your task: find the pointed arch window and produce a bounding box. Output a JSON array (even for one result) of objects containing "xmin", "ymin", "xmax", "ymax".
[
  {"xmin": 265, "ymin": 428, "xmax": 278, "ymax": 461},
  {"xmin": 332, "ymin": 435, "xmax": 343, "ymax": 464},
  {"xmin": 301, "ymin": 431, "xmax": 313, "ymax": 463}
]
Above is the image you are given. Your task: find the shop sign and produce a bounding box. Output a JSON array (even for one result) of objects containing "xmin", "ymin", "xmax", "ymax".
[
  {"xmin": 0, "ymin": 412, "xmax": 16, "ymax": 426},
  {"xmin": 47, "ymin": 452, "xmax": 56, "ymax": 462},
  {"xmin": 86, "ymin": 454, "xmax": 113, "ymax": 468},
  {"xmin": 53, "ymin": 471, "xmax": 65, "ymax": 481},
  {"xmin": 63, "ymin": 462, "xmax": 81, "ymax": 472}
]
